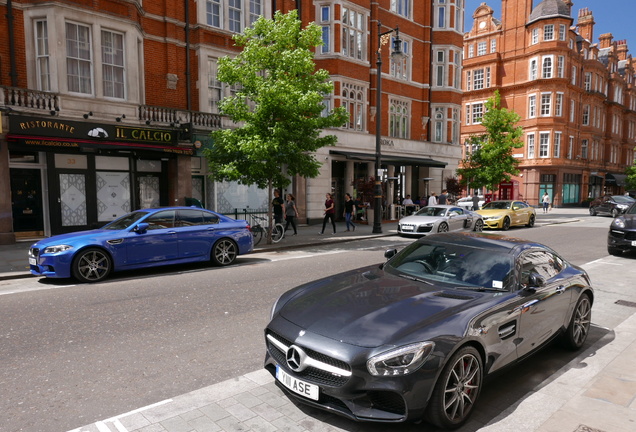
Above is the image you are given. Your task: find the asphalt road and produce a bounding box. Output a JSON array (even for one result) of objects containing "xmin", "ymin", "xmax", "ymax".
[{"xmin": 0, "ymin": 214, "xmax": 627, "ymax": 432}]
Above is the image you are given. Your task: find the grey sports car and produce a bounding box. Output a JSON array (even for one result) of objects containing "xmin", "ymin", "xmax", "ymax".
[
  {"xmin": 398, "ymin": 205, "xmax": 483, "ymax": 236},
  {"xmin": 264, "ymin": 232, "xmax": 594, "ymax": 429}
]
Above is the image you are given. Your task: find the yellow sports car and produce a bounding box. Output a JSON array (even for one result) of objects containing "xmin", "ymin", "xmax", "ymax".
[{"xmin": 477, "ymin": 200, "xmax": 536, "ymax": 230}]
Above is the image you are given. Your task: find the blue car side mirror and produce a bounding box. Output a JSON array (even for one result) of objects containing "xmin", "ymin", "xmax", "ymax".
[{"xmin": 134, "ymin": 222, "xmax": 149, "ymax": 233}]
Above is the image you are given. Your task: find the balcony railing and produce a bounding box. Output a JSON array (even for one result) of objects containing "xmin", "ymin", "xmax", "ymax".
[
  {"xmin": 139, "ymin": 105, "xmax": 222, "ymax": 129},
  {"xmin": 0, "ymin": 85, "xmax": 224, "ymax": 131},
  {"xmin": 0, "ymin": 86, "xmax": 58, "ymax": 111}
]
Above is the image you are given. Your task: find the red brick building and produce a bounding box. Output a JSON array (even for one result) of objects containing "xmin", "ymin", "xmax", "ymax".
[
  {"xmin": 0, "ymin": 0, "xmax": 465, "ymax": 243},
  {"xmin": 462, "ymin": 0, "xmax": 636, "ymax": 207}
]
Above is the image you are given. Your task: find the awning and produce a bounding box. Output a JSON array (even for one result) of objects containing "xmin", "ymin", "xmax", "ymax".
[
  {"xmin": 605, "ymin": 173, "xmax": 627, "ymax": 187},
  {"xmin": 329, "ymin": 150, "xmax": 447, "ymax": 168}
]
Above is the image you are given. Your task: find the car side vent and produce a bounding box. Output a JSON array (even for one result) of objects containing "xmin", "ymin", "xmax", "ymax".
[
  {"xmin": 362, "ymin": 271, "xmax": 380, "ymax": 280},
  {"xmin": 433, "ymin": 291, "xmax": 475, "ymax": 301},
  {"xmin": 107, "ymin": 239, "xmax": 124, "ymax": 245}
]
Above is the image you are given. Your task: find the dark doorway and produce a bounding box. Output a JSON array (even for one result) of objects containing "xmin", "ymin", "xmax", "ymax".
[{"xmin": 10, "ymin": 168, "xmax": 44, "ymax": 236}]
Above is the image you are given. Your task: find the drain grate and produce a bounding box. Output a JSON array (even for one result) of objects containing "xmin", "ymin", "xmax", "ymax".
[
  {"xmin": 615, "ymin": 299, "xmax": 636, "ymax": 308},
  {"xmin": 574, "ymin": 425, "xmax": 606, "ymax": 432}
]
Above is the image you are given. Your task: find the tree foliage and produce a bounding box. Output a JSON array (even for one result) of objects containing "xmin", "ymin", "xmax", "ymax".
[
  {"xmin": 203, "ymin": 9, "xmax": 348, "ymax": 192},
  {"xmin": 456, "ymin": 90, "xmax": 523, "ymax": 193},
  {"xmin": 626, "ymin": 163, "xmax": 636, "ymax": 192}
]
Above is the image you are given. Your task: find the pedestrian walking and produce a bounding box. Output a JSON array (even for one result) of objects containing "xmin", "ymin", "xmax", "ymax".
[
  {"xmin": 319, "ymin": 193, "xmax": 337, "ymax": 234},
  {"xmin": 472, "ymin": 192, "xmax": 480, "ymax": 211},
  {"xmin": 428, "ymin": 192, "xmax": 438, "ymax": 206},
  {"xmin": 438, "ymin": 189, "xmax": 448, "ymax": 205},
  {"xmin": 284, "ymin": 194, "xmax": 298, "ymax": 235},
  {"xmin": 272, "ymin": 189, "xmax": 284, "ymax": 225},
  {"xmin": 343, "ymin": 193, "xmax": 356, "ymax": 232},
  {"xmin": 542, "ymin": 192, "xmax": 551, "ymax": 213}
]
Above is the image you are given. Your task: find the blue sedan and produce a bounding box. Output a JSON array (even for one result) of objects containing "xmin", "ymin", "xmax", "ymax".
[{"xmin": 28, "ymin": 207, "xmax": 253, "ymax": 283}]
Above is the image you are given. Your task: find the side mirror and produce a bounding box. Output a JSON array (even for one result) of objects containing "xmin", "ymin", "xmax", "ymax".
[
  {"xmin": 134, "ymin": 222, "xmax": 149, "ymax": 233},
  {"xmin": 527, "ymin": 273, "xmax": 545, "ymax": 288},
  {"xmin": 384, "ymin": 249, "xmax": 398, "ymax": 260}
]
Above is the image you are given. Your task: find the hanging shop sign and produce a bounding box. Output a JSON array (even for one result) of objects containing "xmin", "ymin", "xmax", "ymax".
[{"xmin": 7, "ymin": 115, "xmax": 193, "ymax": 155}]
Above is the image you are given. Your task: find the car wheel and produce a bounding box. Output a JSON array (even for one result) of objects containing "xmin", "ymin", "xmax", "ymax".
[
  {"xmin": 473, "ymin": 220, "xmax": 483, "ymax": 232},
  {"xmin": 72, "ymin": 248, "xmax": 112, "ymax": 283},
  {"xmin": 502, "ymin": 217, "xmax": 510, "ymax": 231},
  {"xmin": 608, "ymin": 246, "xmax": 622, "ymax": 256},
  {"xmin": 611, "ymin": 208, "xmax": 619, "ymax": 218},
  {"xmin": 563, "ymin": 294, "xmax": 592, "ymax": 350},
  {"xmin": 526, "ymin": 214, "xmax": 535, "ymax": 227},
  {"xmin": 426, "ymin": 346, "xmax": 483, "ymax": 429},
  {"xmin": 438, "ymin": 222, "xmax": 449, "ymax": 233},
  {"xmin": 211, "ymin": 239, "xmax": 238, "ymax": 266},
  {"xmin": 589, "ymin": 207, "xmax": 597, "ymax": 216}
]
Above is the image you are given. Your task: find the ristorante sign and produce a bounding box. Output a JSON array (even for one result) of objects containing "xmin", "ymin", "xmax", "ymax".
[{"xmin": 8, "ymin": 115, "xmax": 192, "ymax": 155}]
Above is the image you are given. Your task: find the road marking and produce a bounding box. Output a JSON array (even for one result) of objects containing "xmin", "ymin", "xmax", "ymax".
[{"xmin": 70, "ymin": 398, "xmax": 172, "ymax": 432}]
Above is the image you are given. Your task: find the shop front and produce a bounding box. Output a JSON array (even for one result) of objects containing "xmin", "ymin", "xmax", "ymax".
[{"xmin": 3, "ymin": 115, "xmax": 193, "ymax": 241}]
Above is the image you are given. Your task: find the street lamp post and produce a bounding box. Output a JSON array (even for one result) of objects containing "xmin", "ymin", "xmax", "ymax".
[{"xmin": 373, "ymin": 22, "xmax": 403, "ymax": 234}]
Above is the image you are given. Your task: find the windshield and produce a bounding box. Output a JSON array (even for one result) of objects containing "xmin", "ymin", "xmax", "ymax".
[
  {"xmin": 414, "ymin": 207, "xmax": 447, "ymax": 217},
  {"xmin": 612, "ymin": 195, "xmax": 635, "ymax": 203},
  {"xmin": 386, "ymin": 241, "xmax": 514, "ymax": 290},
  {"xmin": 482, "ymin": 201, "xmax": 511, "ymax": 210},
  {"xmin": 102, "ymin": 211, "xmax": 149, "ymax": 230}
]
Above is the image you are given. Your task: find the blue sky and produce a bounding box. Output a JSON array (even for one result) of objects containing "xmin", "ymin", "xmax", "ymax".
[{"xmin": 466, "ymin": 0, "xmax": 636, "ymax": 49}]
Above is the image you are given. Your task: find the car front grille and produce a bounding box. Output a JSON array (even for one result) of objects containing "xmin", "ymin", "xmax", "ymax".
[
  {"xmin": 610, "ymin": 230, "xmax": 636, "ymax": 241},
  {"xmin": 266, "ymin": 330, "xmax": 351, "ymax": 387}
]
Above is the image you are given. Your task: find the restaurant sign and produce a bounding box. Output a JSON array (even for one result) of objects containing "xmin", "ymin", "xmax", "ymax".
[{"xmin": 7, "ymin": 115, "xmax": 194, "ymax": 155}]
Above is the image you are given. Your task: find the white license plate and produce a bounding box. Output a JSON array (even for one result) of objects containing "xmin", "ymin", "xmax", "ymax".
[
  {"xmin": 276, "ymin": 365, "xmax": 319, "ymax": 401},
  {"xmin": 29, "ymin": 258, "xmax": 37, "ymax": 266},
  {"xmin": 401, "ymin": 226, "xmax": 413, "ymax": 231},
  {"xmin": 632, "ymin": 241, "xmax": 636, "ymax": 247}
]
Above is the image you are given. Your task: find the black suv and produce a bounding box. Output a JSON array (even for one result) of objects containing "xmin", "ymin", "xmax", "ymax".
[{"xmin": 589, "ymin": 194, "xmax": 635, "ymax": 217}]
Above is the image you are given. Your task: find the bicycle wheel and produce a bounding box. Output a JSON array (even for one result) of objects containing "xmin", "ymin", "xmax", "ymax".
[
  {"xmin": 271, "ymin": 223, "xmax": 285, "ymax": 243},
  {"xmin": 251, "ymin": 224, "xmax": 264, "ymax": 246}
]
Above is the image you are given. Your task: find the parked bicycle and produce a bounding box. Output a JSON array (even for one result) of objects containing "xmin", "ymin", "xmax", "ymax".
[{"xmin": 250, "ymin": 215, "xmax": 285, "ymax": 246}]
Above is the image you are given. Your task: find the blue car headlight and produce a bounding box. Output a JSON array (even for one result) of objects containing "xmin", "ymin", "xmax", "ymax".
[
  {"xmin": 367, "ymin": 342, "xmax": 435, "ymax": 376},
  {"xmin": 43, "ymin": 245, "xmax": 73, "ymax": 254}
]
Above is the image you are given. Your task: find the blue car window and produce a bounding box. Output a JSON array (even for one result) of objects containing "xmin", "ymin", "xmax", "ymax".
[
  {"xmin": 177, "ymin": 209, "xmax": 204, "ymax": 226},
  {"xmin": 146, "ymin": 210, "xmax": 176, "ymax": 230},
  {"xmin": 103, "ymin": 211, "xmax": 148, "ymax": 230},
  {"xmin": 201, "ymin": 212, "xmax": 220, "ymax": 225}
]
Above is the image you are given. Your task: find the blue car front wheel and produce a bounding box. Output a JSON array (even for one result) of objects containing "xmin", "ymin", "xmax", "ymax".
[{"xmin": 72, "ymin": 248, "xmax": 112, "ymax": 283}]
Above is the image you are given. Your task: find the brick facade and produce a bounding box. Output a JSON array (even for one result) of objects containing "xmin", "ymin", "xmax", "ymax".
[{"xmin": 462, "ymin": 0, "xmax": 636, "ymax": 207}]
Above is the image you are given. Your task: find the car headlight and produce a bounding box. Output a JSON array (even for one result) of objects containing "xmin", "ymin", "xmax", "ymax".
[
  {"xmin": 483, "ymin": 215, "xmax": 500, "ymax": 221},
  {"xmin": 612, "ymin": 218, "xmax": 626, "ymax": 229},
  {"xmin": 43, "ymin": 245, "xmax": 73, "ymax": 254},
  {"xmin": 367, "ymin": 342, "xmax": 434, "ymax": 376},
  {"xmin": 617, "ymin": 204, "xmax": 628, "ymax": 209}
]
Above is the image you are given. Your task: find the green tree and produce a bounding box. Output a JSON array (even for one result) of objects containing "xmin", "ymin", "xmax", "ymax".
[
  {"xmin": 626, "ymin": 163, "xmax": 636, "ymax": 191},
  {"xmin": 204, "ymin": 10, "xmax": 348, "ymax": 242},
  {"xmin": 457, "ymin": 90, "xmax": 524, "ymax": 195}
]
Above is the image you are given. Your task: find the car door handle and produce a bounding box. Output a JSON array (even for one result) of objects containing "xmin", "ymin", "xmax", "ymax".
[{"xmin": 168, "ymin": 231, "xmax": 177, "ymax": 235}]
